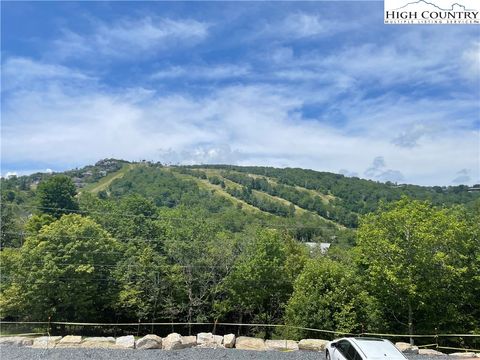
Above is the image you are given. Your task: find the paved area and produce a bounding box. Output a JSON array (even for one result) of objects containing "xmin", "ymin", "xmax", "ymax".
[{"xmin": 0, "ymin": 346, "xmax": 456, "ymax": 360}]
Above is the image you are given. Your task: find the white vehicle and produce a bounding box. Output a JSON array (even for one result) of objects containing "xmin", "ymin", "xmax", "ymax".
[{"xmin": 326, "ymin": 337, "xmax": 407, "ymax": 360}]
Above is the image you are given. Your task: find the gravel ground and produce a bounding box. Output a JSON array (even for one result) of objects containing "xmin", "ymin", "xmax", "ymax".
[{"xmin": 0, "ymin": 346, "xmax": 453, "ymax": 360}]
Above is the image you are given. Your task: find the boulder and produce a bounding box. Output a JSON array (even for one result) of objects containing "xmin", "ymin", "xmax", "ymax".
[
  {"xmin": 265, "ymin": 339, "xmax": 299, "ymax": 351},
  {"xmin": 181, "ymin": 335, "xmax": 197, "ymax": 348},
  {"xmin": 197, "ymin": 332, "xmax": 223, "ymax": 347},
  {"xmin": 450, "ymin": 353, "xmax": 478, "ymax": 358},
  {"xmin": 31, "ymin": 336, "xmax": 63, "ymax": 348},
  {"xmin": 135, "ymin": 334, "xmax": 162, "ymax": 350},
  {"xmin": 235, "ymin": 336, "xmax": 266, "ymax": 351},
  {"xmin": 298, "ymin": 339, "xmax": 329, "ymax": 351},
  {"xmin": 223, "ymin": 334, "xmax": 236, "ymax": 348},
  {"xmin": 197, "ymin": 332, "xmax": 213, "ymax": 345},
  {"xmin": 0, "ymin": 337, "xmax": 34, "ymax": 347},
  {"xmin": 80, "ymin": 337, "xmax": 116, "ymax": 348},
  {"xmin": 116, "ymin": 335, "xmax": 135, "ymax": 349},
  {"xmin": 55, "ymin": 335, "xmax": 83, "ymax": 348},
  {"xmin": 395, "ymin": 342, "xmax": 419, "ymax": 354},
  {"xmin": 162, "ymin": 333, "xmax": 183, "ymax": 350},
  {"xmin": 418, "ymin": 349, "xmax": 445, "ymax": 356}
]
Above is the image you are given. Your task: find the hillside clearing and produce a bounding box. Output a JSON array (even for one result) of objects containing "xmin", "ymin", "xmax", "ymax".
[{"xmin": 82, "ymin": 164, "xmax": 137, "ymax": 194}]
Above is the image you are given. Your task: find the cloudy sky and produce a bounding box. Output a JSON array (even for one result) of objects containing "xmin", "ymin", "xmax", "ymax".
[{"xmin": 1, "ymin": 1, "xmax": 479, "ymax": 185}]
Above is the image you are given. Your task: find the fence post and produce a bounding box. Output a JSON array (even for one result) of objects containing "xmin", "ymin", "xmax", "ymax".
[{"xmin": 137, "ymin": 319, "xmax": 141, "ymax": 338}]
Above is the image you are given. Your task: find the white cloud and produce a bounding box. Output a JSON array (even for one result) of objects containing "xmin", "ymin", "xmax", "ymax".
[
  {"xmin": 339, "ymin": 169, "xmax": 359, "ymax": 178},
  {"xmin": 452, "ymin": 169, "xmax": 472, "ymax": 184},
  {"xmin": 158, "ymin": 144, "xmax": 242, "ymax": 165},
  {"xmin": 2, "ymin": 58, "xmax": 478, "ymax": 186},
  {"xmin": 53, "ymin": 17, "xmax": 209, "ymax": 60},
  {"xmin": 260, "ymin": 13, "xmax": 354, "ymax": 40},
  {"xmin": 5, "ymin": 172, "xmax": 18, "ymax": 179},
  {"xmin": 2, "ymin": 72, "xmax": 477, "ymax": 184},
  {"xmin": 391, "ymin": 124, "xmax": 429, "ymax": 148},
  {"xmin": 462, "ymin": 41, "xmax": 480, "ymax": 79},
  {"xmin": 2, "ymin": 57, "xmax": 94, "ymax": 91},
  {"xmin": 364, "ymin": 156, "xmax": 405, "ymax": 183},
  {"xmin": 282, "ymin": 13, "xmax": 328, "ymax": 38},
  {"xmin": 151, "ymin": 64, "xmax": 250, "ymax": 80},
  {"xmin": 263, "ymin": 27, "xmax": 479, "ymax": 91}
]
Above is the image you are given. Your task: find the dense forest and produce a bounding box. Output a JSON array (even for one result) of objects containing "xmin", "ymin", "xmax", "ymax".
[{"xmin": 1, "ymin": 159, "xmax": 479, "ymax": 345}]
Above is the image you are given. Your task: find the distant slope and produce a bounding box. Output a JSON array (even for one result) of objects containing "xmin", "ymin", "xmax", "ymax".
[
  {"xmin": 165, "ymin": 167, "xmax": 265, "ymax": 214},
  {"xmin": 187, "ymin": 164, "xmax": 479, "ymax": 227},
  {"xmin": 2, "ymin": 159, "xmax": 477, "ymax": 247},
  {"xmin": 82, "ymin": 163, "xmax": 137, "ymax": 194}
]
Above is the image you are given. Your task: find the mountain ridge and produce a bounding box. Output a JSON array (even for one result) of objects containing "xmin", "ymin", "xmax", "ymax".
[{"xmin": 2, "ymin": 158, "xmax": 478, "ymax": 248}]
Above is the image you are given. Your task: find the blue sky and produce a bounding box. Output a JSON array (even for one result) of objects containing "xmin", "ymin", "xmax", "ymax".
[{"xmin": 1, "ymin": 1, "xmax": 479, "ymax": 185}]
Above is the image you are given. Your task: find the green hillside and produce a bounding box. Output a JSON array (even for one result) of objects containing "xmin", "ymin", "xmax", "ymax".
[
  {"xmin": 1, "ymin": 159, "xmax": 479, "ymax": 343},
  {"xmin": 2, "ymin": 159, "xmax": 479, "ymax": 247}
]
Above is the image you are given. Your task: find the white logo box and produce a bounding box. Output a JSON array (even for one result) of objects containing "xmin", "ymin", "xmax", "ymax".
[{"xmin": 384, "ymin": 0, "xmax": 480, "ymax": 24}]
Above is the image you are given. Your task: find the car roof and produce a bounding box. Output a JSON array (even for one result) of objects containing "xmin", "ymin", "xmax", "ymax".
[{"xmin": 337, "ymin": 337, "xmax": 406, "ymax": 359}]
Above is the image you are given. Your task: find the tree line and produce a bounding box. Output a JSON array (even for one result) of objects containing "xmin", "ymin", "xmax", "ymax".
[{"xmin": 1, "ymin": 174, "xmax": 479, "ymax": 341}]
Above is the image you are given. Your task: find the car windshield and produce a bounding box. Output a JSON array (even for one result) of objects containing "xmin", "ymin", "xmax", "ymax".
[{"xmin": 353, "ymin": 339, "xmax": 404, "ymax": 359}]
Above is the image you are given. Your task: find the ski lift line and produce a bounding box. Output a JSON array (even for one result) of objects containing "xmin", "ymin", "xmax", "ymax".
[
  {"xmin": 3, "ymin": 203, "xmax": 339, "ymax": 230},
  {"xmin": 1, "ymin": 262, "xmax": 228, "ymax": 269},
  {"xmin": 1, "ymin": 321, "xmax": 478, "ymax": 339},
  {"xmin": 0, "ymin": 261, "xmax": 251, "ymax": 269},
  {"xmin": 2, "ymin": 230, "xmax": 334, "ymax": 247},
  {"xmin": 0, "ymin": 275, "xmax": 293, "ymax": 284}
]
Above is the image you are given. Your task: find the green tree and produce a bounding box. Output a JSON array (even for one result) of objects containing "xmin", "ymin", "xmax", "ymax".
[
  {"xmin": 356, "ymin": 198, "xmax": 473, "ymax": 342},
  {"xmin": 221, "ymin": 229, "xmax": 295, "ymax": 337},
  {"xmin": 159, "ymin": 208, "xmax": 237, "ymax": 331},
  {"xmin": 36, "ymin": 175, "xmax": 79, "ymax": 218},
  {"xmin": 0, "ymin": 196, "xmax": 20, "ymax": 248},
  {"xmin": 114, "ymin": 242, "xmax": 185, "ymax": 323},
  {"xmin": 24, "ymin": 213, "xmax": 56, "ymax": 234},
  {"xmin": 0, "ymin": 214, "xmax": 120, "ymax": 321},
  {"xmin": 285, "ymin": 257, "xmax": 382, "ymax": 339}
]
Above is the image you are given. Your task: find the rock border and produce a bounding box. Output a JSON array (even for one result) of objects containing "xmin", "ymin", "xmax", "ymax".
[{"xmin": 1, "ymin": 334, "xmax": 479, "ymax": 356}]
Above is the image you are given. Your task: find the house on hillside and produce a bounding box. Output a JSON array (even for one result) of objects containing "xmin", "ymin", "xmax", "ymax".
[{"xmin": 304, "ymin": 242, "xmax": 331, "ymax": 254}]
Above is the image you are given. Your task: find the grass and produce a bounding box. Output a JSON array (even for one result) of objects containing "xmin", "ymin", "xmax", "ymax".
[
  {"xmin": 165, "ymin": 168, "xmax": 266, "ymax": 214},
  {"xmin": 196, "ymin": 168, "xmax": 342, "ymax": 227},
  {"xmin": 82, "ymin": 164, "xmax": 137, "ymax": 194}
]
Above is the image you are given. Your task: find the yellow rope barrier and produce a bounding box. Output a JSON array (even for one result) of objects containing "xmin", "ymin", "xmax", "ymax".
[
  {"xmin": 0, "ymin": 332, "xmax": 46, "ymax": 337},
  {"xmin": 1, "ymin": 321, "xmax": 479, "ymax": 339},
  {"xmin": 2, "ymin": 321, "xmax": 480, "ymax": 353},
  {"xmin": 437, "ymin": 345, "xmax": 480, "ymax": 352}
]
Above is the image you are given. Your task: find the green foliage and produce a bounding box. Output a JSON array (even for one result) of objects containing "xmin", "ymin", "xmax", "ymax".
[
  {"xmin": 0, "ymin": 214, "xmax": 120, "ymax": 321},
  {"xmin": 226, "ymin": 185, "xmax": 295, "ymax": 217},
  {"xmin": 356, "ymin": 197, "xmax": 477, "ymax": 334},
  {"xmin": 36, "ymin": 175, "xmax": 79, "ymax": 218},
  {"xmin": 159, "ymin": 208, "xmax": 238, "ymax": 324},
  {"xmin": 24, "ymin": 214, "xmax": 56, "ymax": 234},
  {"xmin": 0, "ymin": 196, "xmax": 21, "ymax": 248},
  {"xmin": 221, "ymin": 229, "xmax": 299, "ymax": 333},
  {"xmin": 1, "ymin": 160, "xmax": 479, "ymax": 340},
  {"xmin": 285, "ymin": 257, "xmax": 383, "ymax": 338},
  {"xmin": 200, "ymin": 165, "xmax": 478, "ymax": 223},
  {"xmin": 208, "ymin": 176, "xmax": 225, "ymax": 188},
  {"xmin": 222, "ymin": 171, "xmax": 356, "ymax": 227},
  {"xmin": 114, "ymin": 242, "xmax": 184, "ymax": 321}
]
